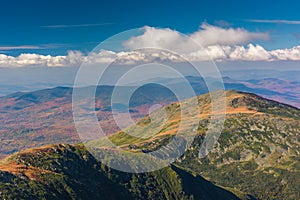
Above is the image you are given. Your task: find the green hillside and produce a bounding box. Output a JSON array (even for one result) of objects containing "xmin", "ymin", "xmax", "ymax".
[
  {"xmin": 0, "ymin": 90, "xmax": 299, "ymax": 199},
  {"xmin": 0, "ymin": 144, "xmax": 240, "ymax": 200},
  {"xmin": 88, "ymin": 90, "xmax": 300, "ymax": 200}
]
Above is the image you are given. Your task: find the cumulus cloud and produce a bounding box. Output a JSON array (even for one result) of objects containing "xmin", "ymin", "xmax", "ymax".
[
  {"xmin": 124, "ymin": 23, "xmax": 269, "ymax": 51},
  {"xmin": 1, "ymin": 45, "xmax": 300, "ymax": 68},
  {"xmin": 186, "ymin": 44, "xmax": 300, "ymax": 62},
  {"xmin": 190, "ymin": 23, "xmax": 269, "ymax": 46},
  {"xmin": 0, "ymin": 51, "xmax": 84, "ymax": 67},
  {"xmin": 123, "ymin": 26, "xmax": 193, "ymax": 53},
  {"xmin": 0, "ymin": 24, "xmax": 300, "ymax": 67},
  {"xmin": 228, "ymin": 44, "xmax": 272, "ymax": 61},
  {"xmin": 269, "ymin": 46, "xmax": 300, "ymax": 61}
]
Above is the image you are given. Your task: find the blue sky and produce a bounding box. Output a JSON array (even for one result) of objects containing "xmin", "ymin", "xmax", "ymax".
[
  {"xmin": 0, "ymin": 0, "xmax": 299, "ymax": 92},
  {"xmin": 1, "ymin": 0, "xmax": 300, "ymax": 56}
]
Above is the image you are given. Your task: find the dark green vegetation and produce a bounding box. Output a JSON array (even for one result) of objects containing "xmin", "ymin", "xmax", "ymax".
[
  {"xmin": 0, "ymin": 144, "xmax": 240, "ymax": 200},
  {"xmin": 89, "ymin": 90, "xmax": 300, "ymax": 200},
  {"xmin": 0, "ymin": 90, "xmax": 299, "ymax": 199}
]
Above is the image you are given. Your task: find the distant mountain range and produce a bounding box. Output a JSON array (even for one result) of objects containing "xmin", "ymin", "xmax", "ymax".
[
  {"xmin": 1, "ymin": 75, "xmax": 299, "ymax": 107},
  {"xmin": 0, "ymin": 76, "xmax": 299, "ymax": 159},
  {"xmin": 0, "ymin": 90, "xmax": 299, "ymax": 199},
  {"xmin": 136, "ymin": 75, "xmax": 300, "ymax": 107},
  {"xmin": 0, "ymin": 84, "xmax": 177, "ymax": 158}
]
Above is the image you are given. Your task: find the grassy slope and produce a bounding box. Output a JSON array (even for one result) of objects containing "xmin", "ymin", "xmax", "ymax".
[
  {"xmin": 0, "ymin": 90, "xmax": 299, "ymax": 199},
  {"xmin": 87, "ymin": 90, "xmax": 300, "ymax": 200}
]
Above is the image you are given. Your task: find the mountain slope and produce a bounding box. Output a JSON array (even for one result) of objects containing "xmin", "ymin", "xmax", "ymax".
[
  {"xmin": 0, "ymin": 144, "xmax": 241, "ymax": 200},
  {"xmin": 0, "ymin": 76, "xmax": 299, "ymax": 158},
  {"xmin": 0, "ymin": 88, "xmax": 299, "ymax": 199},
  {"xmin": 89, "ymin": 90, "xmax": 300, "ymax": 200}
]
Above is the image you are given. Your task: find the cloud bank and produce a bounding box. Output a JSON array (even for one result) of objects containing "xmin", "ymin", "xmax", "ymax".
[{"xmin": 1, "ymin": 23, "xmax": 300, "ymax": 67}]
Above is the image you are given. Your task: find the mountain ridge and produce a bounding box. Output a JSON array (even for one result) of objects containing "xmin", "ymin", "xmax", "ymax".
[
  {"xmin": 86, "ymin": 90, "xmax": 300, "ymax": 200},
  {"xmin": 0, "ymin": 90, "xmax": 299, "ymax": 199},
  {"xmin": 0, "ymin": 143, "xmax": 242, "ymax": 200}
]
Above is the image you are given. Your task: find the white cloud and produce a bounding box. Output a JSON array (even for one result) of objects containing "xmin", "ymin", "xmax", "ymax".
[
  {"xmin": 87, "ymin": 50, "xmax": 117, "ymax": 64},
  {"xmin": 0, "ymin": 24, "xmax": 300, "ymax": 67},
  {"xmin": 121, "ymin": 24, "xmax": 298, "ymax": 62},
  {"xmin": 190, "ymin": 23, "xmax": 269, "ymax": 46},
  {"xmin": 123, "ymin": 26, "xmax": 193, "ymax": 53},
  {"xmin": 228, "ymin": 44, "xmax": 272, "ymax": 61},
  {"xmin": 124, "ymin": 23, "xmax": 269, "ymax": 51},
  {"xmin": 270, "ymin": 46, "xmax": 300, "ymax": 60},
  {"xmin": 0, "ymin": 45, "xmax": 41, "ymax": 50},
  {"xmin": 248, "ymin": 19, "xmax": 300, "ymax": 25},
  {"xmin": 0, "ymin": 51, "xmax": 83, "ymax": 67},
  {"xmin": 189, "ymin": 44, "xmax": 300, "ymax": 62},
  {"xmin": 1, "ymin": 45, "xmax": 300, "ymax": 68},
  {"xmin": 1, "ymin": 44, "xmax": 300, "ymax": 68},
  {"xmin": 186, "ymin": 46, "xmax": 228, "ymax": 62}
]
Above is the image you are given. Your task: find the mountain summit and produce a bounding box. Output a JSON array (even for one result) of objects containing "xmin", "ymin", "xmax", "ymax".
[{"xmin": 0, "ymin": 91, "xmax": 299, "ymax": 199}]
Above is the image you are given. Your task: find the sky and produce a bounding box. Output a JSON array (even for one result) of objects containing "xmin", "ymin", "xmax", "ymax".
[
  {"xmin": 1, "ymin": 0, "xmax": 300, "ymax": 54},
  {"xmin": 0, "ymin": 0, "xmax": 300, "ymax": 89}
]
